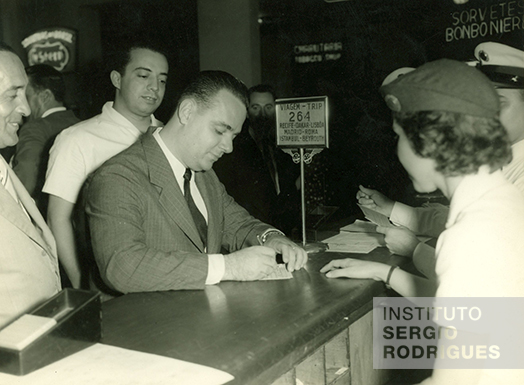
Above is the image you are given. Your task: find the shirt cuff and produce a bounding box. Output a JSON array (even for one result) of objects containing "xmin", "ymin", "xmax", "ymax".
[
  {"xmin": 413, "ymin": 243, "xmax": 437, "ymax": 279},
  {"xmin": 390, "ymin": 202, "xmax": 415, "ymax": 228},
  {"xmin": 206, "ymin": 254, "xmax": 225, "ymax": 285}
]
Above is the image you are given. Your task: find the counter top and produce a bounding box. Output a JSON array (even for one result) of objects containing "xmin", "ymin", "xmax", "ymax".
[{"xmin": 101, "ymin": 247, "xmax": 404, "ymax": 385}]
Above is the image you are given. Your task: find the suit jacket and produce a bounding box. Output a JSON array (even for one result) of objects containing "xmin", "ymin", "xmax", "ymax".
[
  {"xmin": 0, "ymin": 161, "xmax": 61, "ymax": 328},
  {"xmin": 12, "ymin": 110, "xmax": 79, "ymax": 215},
  {"xmin": 86, "ymin": 129, "xmax": 272, "ymax": 294}
]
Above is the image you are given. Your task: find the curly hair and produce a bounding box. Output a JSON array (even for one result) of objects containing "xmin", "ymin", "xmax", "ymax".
[{"xmin": 394, "ymin": 110, "xmax": 512, "ymax": 176}]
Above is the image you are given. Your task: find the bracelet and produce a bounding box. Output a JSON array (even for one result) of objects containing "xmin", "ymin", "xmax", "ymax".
[
  {"xmin": 385, "ymin": 265, "xmax": 398, "ymax": 289},
  {"xmin": 257, "ymin": 229, "xmax": 285, "ymax": 245}
]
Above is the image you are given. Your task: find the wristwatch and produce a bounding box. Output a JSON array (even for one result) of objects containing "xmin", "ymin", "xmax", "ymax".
[{"xmin": 257, "ymin": 229, "xmax": 285, "ymax": 245}]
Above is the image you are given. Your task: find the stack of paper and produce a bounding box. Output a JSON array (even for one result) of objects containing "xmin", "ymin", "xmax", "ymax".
[
  {"xmin": 340, "ymin": 219, "xmax": 377, "ymax": 233},
  {"xmin": 322, "ymin": 231, "xmax": 384, "ymax": 254}
]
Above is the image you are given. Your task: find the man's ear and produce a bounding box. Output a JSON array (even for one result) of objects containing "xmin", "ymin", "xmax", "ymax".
[
  {"xmin": 177, "ymin": 98, "xmax": 195, "ymax": 125},
  {"xmin": 110, "ymin": 70, "xmax": 122, "ymax": 90},
  {"xmin": 39, "ymin": 89, "xmax": 53, "ymax": 104}
]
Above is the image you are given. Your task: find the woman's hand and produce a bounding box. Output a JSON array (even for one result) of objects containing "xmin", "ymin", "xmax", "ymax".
[{"xmin": 320, "ymin": 258, "xmax": 389, "ymax": 281}]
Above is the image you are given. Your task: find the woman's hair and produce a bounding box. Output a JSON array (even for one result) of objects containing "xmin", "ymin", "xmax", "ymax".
[{"xmin": 394, "ymin": 110, "xmax": 512, "ymax": 176}]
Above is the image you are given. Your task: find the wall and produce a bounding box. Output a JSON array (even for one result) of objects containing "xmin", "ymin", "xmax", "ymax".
[{"xmin": 198, "ymin": 0, "xmax": 261, "ymax": 87}]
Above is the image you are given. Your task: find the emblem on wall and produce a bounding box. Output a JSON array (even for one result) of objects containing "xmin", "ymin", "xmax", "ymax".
[{"xmin": 21, "ymin": 28, "xmax": 77, "ymax": 72}]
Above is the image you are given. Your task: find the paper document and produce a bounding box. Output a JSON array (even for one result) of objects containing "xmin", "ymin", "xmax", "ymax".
[
  {"xmin": 0, "ymin": 314, "xmax": 57, "ymax": 350},
  {"xmin": 261, "ymin": 264, "xmax": 293, "ymax": 280},
  {"xmin": 0, "ymin": 343, "xmax": 234, "ymax": 385},
  {"xmin": 357, "ymin": 204, "xmax": 393, "ymax": 227},
  {"xmin": 340, "ymin": 219, "xmax": 377, "ymax": 233},
  {"xmin": 342, "ymin": 219, "xmax": 432, "ymax": 244},
  {"xmin": 322, "ymin": 231, "xmax": 384, "ymax": 254}
]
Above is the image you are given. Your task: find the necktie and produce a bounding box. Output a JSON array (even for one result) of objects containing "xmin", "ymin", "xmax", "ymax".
[{"xmin": 183, "ymin": 168, "xmax": 207, "ymax": 248}]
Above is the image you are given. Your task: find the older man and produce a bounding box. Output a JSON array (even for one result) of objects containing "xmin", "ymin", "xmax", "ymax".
[
  {"xmin": 0, "ymin": 43, "xmax": 60, "ymax": 328},
  {"xmin": 86, "ymin": 71, "xmax": 307, "ymax": 295}
]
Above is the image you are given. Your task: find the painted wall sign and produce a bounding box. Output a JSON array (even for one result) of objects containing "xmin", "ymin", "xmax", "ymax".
[
  {"xmin": 445, "ymin": 0, "xmax": 523, "ymax": 42},
  {"xmin": 21, "ymin": 28, "xmax": 77, "ymax": 72},
  {"xmin": 276, "ymin": 96, "xmax": 329, "ymax": 148}
]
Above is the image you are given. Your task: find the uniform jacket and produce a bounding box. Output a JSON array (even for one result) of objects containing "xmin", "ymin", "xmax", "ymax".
[{"xmin": 86, "ymin": 129, "xmax": 271, "ymax": 294}]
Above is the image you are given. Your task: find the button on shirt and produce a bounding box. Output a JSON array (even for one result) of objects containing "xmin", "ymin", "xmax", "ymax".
[{"xmin": 152, "ymin": 127, "xmax": 225, "ymax": 284}]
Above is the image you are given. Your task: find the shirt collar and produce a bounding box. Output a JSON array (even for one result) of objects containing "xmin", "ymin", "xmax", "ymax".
[
  {"xmin": 152, "ymin": 127, "xmax": 186, "ymax": 192},
  {"xmin": 41, "ymin": 106, "xmax": 67, "ymax": 118},
  {"xmin": 103, "ymin": 101, "xmax": 162, "ymax": 131}
]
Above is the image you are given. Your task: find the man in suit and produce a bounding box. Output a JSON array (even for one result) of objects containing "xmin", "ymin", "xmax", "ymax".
[
  {"xmin": 11, "ymin": 64, "xmax": 79, "ymax": 216},
  {"xmin": 214, "ymin": 85, "xmax": 300, "ymax": 234},
  {"xmin": 0, "ymin": 43, "xmax": 61, "ymax": 328},
  {"xmin": 86, "ymin": 71, "xmax": 307, "ymax": 294}
]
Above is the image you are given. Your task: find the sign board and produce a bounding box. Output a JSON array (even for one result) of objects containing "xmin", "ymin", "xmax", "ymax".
[
  {"xmin": 294, "ymin": 42, "xmax": 343, "ymax": 64},
  {"xmin": 275, "ymin": 96, "xmax": 329, "ymax": 148},
  {"xmin": 445, "ymin": 1, "xmax": 523, "ymax": 43},
  {"xmin": 21, "ymin": 28, "xmax": 77, "ymax": 72}
]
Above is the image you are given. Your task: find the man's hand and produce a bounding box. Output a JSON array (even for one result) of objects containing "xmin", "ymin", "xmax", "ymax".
[
  {"xmin": 223, "ymin": 246, "xmax": 277, "ymax": 281},
  {"xmin": 265, "ymin": 235, "xmax": 308, "ymax": 272},
  {"xmin": 376, "ymin": 225, "xmax": 420, "ymax": 257},
  {"xmin": 320, "ymin": 258, "xmax": 389, "ymax": 281},
  {"xmin": 356, "ymin": 185, "xmax": 395, "ymax": 217}
]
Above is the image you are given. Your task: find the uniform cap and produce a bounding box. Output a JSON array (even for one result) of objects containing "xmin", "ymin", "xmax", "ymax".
[
  {"xmin": 474, "ymin": 42, "xmax": 523, "ymax": 89},
  {"xmin": 381, "ymin": 67, "xmax": 415, "ymax": 86},
  {"xmin": 380, "ymin": 59, "xmax": 499, "ymax": 118}
]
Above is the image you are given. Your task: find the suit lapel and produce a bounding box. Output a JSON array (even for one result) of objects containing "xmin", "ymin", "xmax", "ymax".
[
  {"xmin": 1, "ymin": 167, "xmax": 57, "ymax": 258},
  {"xmin": 141, "ymin": 132, "xmax": 205, "ymax": 252}
]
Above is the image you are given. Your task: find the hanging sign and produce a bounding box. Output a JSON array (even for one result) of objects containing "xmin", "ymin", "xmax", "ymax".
[
  {"xmin": 21, "ymin": 28, "xmax": 77, "ymax": 72},
  {"xmin": 276, "ymin": 96, "xmax": 329, "ymax": 148}
]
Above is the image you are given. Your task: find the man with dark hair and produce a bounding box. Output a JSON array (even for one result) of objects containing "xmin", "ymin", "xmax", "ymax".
[
  {"xmin": 214, "ymin": 84, "xmax": 300, "ymax": 233},
  {"xmin": 86, "ymin": 71, "xmax": 307, "ymax": 294},
  {"xmin": 43, "ymin": 43, "xmax": 168, "ymax": 288},
  {"xmin": 0, "ymin": 43, "xmax": 60, "ymax": 328},
  {"xmin": 11, "ymin": 64, "xmax": 79, "ymax": 214}
]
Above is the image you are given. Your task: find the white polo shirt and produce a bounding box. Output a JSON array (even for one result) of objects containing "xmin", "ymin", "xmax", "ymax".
[{"xmin": 43, "ymin": 102, "xmax": 161, "ymax": 204}]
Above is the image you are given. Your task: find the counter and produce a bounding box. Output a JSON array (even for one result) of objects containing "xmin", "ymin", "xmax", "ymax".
[{"xmin": 101, "ymin": 247, "xmax": 405, "ymax": 385}]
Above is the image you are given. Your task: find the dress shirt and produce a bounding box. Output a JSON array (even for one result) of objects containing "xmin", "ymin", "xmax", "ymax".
[{"xmin": 152, "ymin": 127, "xmax": 225, "ymax": 284}]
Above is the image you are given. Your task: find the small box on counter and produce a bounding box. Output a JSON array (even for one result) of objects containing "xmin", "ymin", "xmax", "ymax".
[{"xmin": 0, "ymin": 288, "xmax": 101, "ymax": 376}]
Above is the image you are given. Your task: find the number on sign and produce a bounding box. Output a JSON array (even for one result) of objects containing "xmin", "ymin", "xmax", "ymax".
[{"xmin": 289, "ymin": 111, "xmax": 310, "ymax": 122}]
